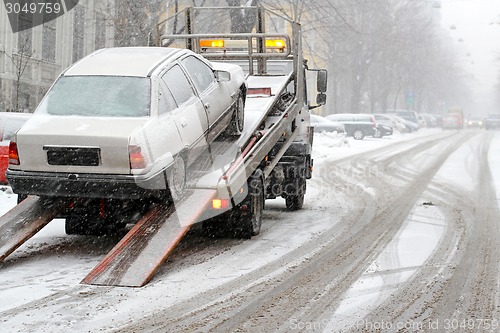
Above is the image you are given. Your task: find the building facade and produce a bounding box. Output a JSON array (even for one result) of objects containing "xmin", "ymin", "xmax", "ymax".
[{"xmin": 0, "ymin": 0, "xmax": 115, "ymax": 113}]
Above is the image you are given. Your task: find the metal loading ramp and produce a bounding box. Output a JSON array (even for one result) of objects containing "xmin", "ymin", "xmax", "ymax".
[
  {"xmin": 81, "ymin": 189, "xmax": 216, "ymax": 287},
  {"xmin": 0, "ymin": 196, "xmax": 67, "ymax": 262}
]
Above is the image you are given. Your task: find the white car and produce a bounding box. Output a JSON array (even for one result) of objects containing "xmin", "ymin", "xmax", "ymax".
[
  {"xmin": 8, "ymin": 47, "xmax": 246, "ymax": 200},
  {"xmin": 310, "ymin": 114, "xmax": 345, "ymax": 134},
  {"xmin": 374, "ymin": 114, "xmax": 406, "ymax": 133}
]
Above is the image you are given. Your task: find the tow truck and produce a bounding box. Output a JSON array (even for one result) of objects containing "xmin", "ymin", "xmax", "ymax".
[{"xmin": 0, "ymin": 6, "xmax": 327, "ymax": 287}]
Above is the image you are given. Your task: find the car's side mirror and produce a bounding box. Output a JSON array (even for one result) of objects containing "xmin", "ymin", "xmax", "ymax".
[{"xmin": 214, "ymin": 70, "xmax": 231, "ymax": 82}]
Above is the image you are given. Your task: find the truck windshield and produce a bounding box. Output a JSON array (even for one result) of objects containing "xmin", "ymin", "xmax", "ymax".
[{"xmin": 37, "ymin": 76, "xmax": 150, "ymax": 117}]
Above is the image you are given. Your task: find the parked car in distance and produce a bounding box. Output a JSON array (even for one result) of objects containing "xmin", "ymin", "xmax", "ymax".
[
  {"xmin": 310, "ymin": 114, "xmax": 345, "ymax": 134},
  {"xmin": 420, "ymin": 113, "xmax": 438, "ymax": 127},
  {"xmin": 385, "ymin": 109, "xmax": 419, "ymax": 131},
  {"xmin": 326, "ymin": 113, "xmax": 376, "ymax": 140},
  {"xmin": 0, "ymin": 112, "xmax": 31, "ymax": 185},
  {"xmin": 484, "ymin": 113, "xmax": 500, "ymax": 130},
  {"xmin": 417, "ymin": 115, "xmax": 427, "ymax": 128},
  {"xmin": 426, "ymin": 113, "xmax": 443, "ymax": 128},
  {"xmin": 442, "ymin": 115, "xmax": 460, "ymax": 129},
  {"xmin": 374, "ymin": 114, "xmax": 406, "ymax": 133},
  {"xmin": 7, "ymin": 47, "xmax": 246, "ymax": 200},
  {"xmin": 466, "ymin": 117, "xmax": 483, "ymax": 128},
  {"xmin": 375, "ymin": 123, "xmax": 393, "ymax": 138}
]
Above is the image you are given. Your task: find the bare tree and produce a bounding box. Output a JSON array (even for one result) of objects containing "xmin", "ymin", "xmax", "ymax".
[
  {"xmin": 227, "ymin": 0, "xmax": 260, "ymax": 33},
  {"xmin": 5, "ymin": 36, "xmax": 35, "ymax": 112}
]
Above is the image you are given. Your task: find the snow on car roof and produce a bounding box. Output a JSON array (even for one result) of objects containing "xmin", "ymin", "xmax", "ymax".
[{"xmin": 64, "ymin": 47, "xmax": 186, "ymax": 77}]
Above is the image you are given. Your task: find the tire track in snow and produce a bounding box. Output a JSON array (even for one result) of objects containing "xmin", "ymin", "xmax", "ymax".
[{"xmin": 117, "ymin": 131, "xmax": 474, "ymax": 332}]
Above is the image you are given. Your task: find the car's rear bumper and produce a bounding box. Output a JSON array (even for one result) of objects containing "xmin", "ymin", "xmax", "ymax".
[{"xmin": 6, "ymin": 169, "xmax": 167, "ymax": 199}]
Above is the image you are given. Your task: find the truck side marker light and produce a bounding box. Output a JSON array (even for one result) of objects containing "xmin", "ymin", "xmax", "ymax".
[{"xmin": 213, "ymin": 199, "xmax": 229, "ymax": 210}]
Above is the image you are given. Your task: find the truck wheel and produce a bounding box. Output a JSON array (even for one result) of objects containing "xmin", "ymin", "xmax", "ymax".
[
  {"xmin": 353, "ymin": 130, "xmax": 365, "ymax": 140},
  {"xmin": 238, "ymin": 171, "xmax": 264, "ymax": 239},
  {"xmin": 168, "ymin": 156, "xmax": 186, "ymax": 201},
  {"xmin": 285, "ymin": 178, "xmax": 306, "ymax": 211},
  {"xmin": 226, "ymin": 94, "xmax": 245, "ymax": 136}
]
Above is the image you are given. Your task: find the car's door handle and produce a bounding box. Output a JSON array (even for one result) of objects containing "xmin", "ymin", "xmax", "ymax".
[{"xmin": 180, "ymin": 118, "xmax": 188, "ymax": 128}]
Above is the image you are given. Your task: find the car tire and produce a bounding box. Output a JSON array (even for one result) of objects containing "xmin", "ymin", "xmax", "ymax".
[
  {"xmin": 226, "ymin": 93, "xmax": 245, "ymax": 136},
  {"xmin": 352, "ymin": 130, "xmax": 365, "ymax": 140},
  {"xmin": 167, "ymin": 155, "xmax": 186, "ymax": 202}
]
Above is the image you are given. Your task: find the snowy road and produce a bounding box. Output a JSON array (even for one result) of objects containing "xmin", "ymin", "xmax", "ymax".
[{"xmin": 0, "ymin": 129, "xmax": 499, "ymax": 332}]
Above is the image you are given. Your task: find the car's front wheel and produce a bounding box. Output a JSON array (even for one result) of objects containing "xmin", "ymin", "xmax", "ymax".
[
  {"xmin": 226, "ymin": 93, "xmax": 245, "ymax": 136},
  {"xmin": 352, "ymin": 129, "xmax": 365, "ymax": 140}
]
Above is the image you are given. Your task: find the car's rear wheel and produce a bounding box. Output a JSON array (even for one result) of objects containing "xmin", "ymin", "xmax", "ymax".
[
  {"xmin": 167, "ymin": 155, "xmax": 186, "ymax": 201},
  {"xmin": 353, "ymin": 129, "xmax": 365, "ymax": 140},
  {"xmin": 226, "ymin": 93, "xmax": 245, "ymax": 136}
]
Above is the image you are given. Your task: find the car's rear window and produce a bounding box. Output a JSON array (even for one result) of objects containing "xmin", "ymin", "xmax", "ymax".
[{"xmin": 37, "ymin": 76, "xmax": 151, "ymax": 117}]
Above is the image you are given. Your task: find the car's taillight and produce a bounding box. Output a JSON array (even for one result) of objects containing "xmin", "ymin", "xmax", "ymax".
[
  {"xmin": 9, "ymin": 141, "xmax": 20, "ymax": 165},
  {"xmin": 128, "ymin": 145, "xmax": 147, "ymax": 170},
  {"xmin": 371, "ymin": 117, "xmax": 376, "ymax": 128}
]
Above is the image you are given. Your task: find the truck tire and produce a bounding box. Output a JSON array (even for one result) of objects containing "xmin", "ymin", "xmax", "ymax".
[
  {"xmin": 225, "ymin": 93, "xmax": 245, "ymax": 136},
  {"xmin": 285, "ymin": 178, "xmax": 306, "ymax": 211},
  {"xmin": 237, "ymin": 171, "xmax": 264, "ymax": 239}
]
